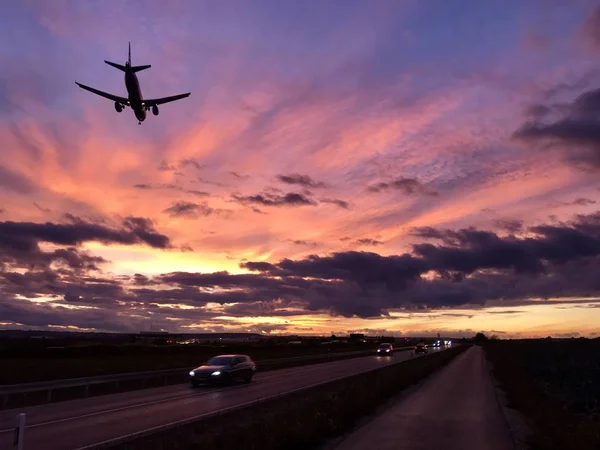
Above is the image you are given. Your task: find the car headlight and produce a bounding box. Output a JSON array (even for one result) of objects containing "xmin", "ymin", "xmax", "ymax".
[
  {"xmin": 386, "ymin": 349, "xmax": 390, "ymax": 352},
  {"xmin": 211, "ymin": 371, "xmax": 221, "ymax": 376},
  {"xmin": 189, "ymin": 371, "xmax": 195, "ymax": 376}
]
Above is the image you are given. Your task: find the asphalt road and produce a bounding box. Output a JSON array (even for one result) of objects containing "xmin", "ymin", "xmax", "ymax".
[
  {"xmin": 0, "ymin": 347, "xmax": 449, "ymax": 450},
  {"xmin": 331, "ymin": 346, "xmax": 514, "ymax": 450}
]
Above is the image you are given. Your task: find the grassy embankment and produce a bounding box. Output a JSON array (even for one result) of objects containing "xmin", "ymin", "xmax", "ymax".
[{"xmin": 485, "ymin": 339, "xmax": 600, "ymax": 450}]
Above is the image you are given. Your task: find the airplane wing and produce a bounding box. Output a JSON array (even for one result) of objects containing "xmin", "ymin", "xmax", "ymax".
[
  {"xmin": 143, "ymin": 93, "xmax": 191, "ymax": 107},
  {"xmin": 75, "ymin": 82, "xmax": 130, "ymax": 106}
]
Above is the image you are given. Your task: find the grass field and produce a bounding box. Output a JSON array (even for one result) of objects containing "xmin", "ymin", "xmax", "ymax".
[{"xmin": 484, "ymin": 339, "xmax": 600, "ymax": 450}]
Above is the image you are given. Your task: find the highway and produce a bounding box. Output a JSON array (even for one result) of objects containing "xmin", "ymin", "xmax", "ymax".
[
  {"xmin": 331, "ymin": 346, "xmax": 514, "ymax": 450},
  {"xmin": 0, "ymin": 347, "xmax": 448, "ymax": 450}
]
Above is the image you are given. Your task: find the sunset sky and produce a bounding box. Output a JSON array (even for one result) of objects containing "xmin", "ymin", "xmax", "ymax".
[{"xmin": 1, "ymin": 0, "xmax": 600, "ymax": 338}]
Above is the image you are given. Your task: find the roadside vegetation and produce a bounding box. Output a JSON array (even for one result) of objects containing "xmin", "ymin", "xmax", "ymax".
[{"xmin": 484, "ymin": 337, "xmax": 600, "ymax": 450}]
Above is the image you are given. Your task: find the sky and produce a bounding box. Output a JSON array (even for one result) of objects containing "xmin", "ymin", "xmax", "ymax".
[{"xmin": 1, "ymin": 0, "xmax": 600, "ymax": 339}]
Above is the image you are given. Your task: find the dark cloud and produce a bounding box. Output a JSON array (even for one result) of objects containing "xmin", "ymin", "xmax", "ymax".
[
  {"xmin": 487, "ymin": 310, "xmax": 525, "ymax": 315},
  {"xmin": 237, "ymin": 211, "xmax": 600, "ymax": 317},
  {"xmin": 222, "ymin": 301, "xmax": 304, "ymax": 318},
  {"xmin": 0, "ymin": 217, "xmax": 171, "ymax": 253},
  {"xmin": 179, "ymin": 159, "xmax": 203, "ymax": 171},
  {"xmin": 4, "ymin": 210, "xmax": 600, "ymax": 329},
  {"xmin": 572, "ymin": 197, "xmax": 596, "ymax": 206},
  {"xmin": 163, "ymin": 201, "xmax": 219, "ymax": 219},
  {"xmin": 367, "ymin": 177, "xmax": 439, "ymax": 196},
  {"xmin": 356, "ymin": 238, "xmax": 384, "ymax": 246},
  {"xmin": 286, "ymin": 239, "xmax": 319, "ymax": 247},
  {"xmin": 230, "ymin": 171, "xmax": 250, "ymax": 180},
  {"xmin": 163, "ymin": 202, "xmax": 199, "ymax": 218},
  {"xmin": 158, "ymin": 160, "xmax": 177, "ymax": 171},
  {"xmin": 232, "ymin": 191, "xmax": 317, "ymax": 207},
  {"xmin": 133, "ymin": 184, "xmax": 209, "ymax": 197},
  {"xmin": 33, "ymin": 202, "xmax": 52, "ymax": 213},
  {"xmin": 277, "ymin": 174, "xmax": 327, "ymax": 188},
  {"xmin": 0, "ymin": 165, "xmax": 37, "ymax": 194},
  {"xmin": 494, "ymin": 219, "xmax": 524, "ymax": 234},
  {"xmin": 513, "ymin": 86, "xmax": 600, "ymax": 169},
  {"xmin": 320, "ymin": 198, "xmax": 350, "ymax": 209},
  {"xmin": 197, "ymin": 177, "xmax": 228, "ymax": 187}
]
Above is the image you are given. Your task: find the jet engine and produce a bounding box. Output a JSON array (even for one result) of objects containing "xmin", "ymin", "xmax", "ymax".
[
  {"xmin": 152, "ymin": 104, "xmax": 159, "ymax": 116},
  {"xmin": 114, "ymin": 102, "xmax": 123, "ymax": 113}
]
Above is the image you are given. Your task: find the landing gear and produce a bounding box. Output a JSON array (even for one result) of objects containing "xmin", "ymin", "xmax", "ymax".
[{"xmin": 138, "ymin": 122, "xmax": 141, "ymax": 125}]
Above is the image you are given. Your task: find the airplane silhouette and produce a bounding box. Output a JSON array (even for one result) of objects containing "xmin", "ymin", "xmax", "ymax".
[{"xmin": 75, "ymin": 42, "xmax": 191, "ymax": 125}]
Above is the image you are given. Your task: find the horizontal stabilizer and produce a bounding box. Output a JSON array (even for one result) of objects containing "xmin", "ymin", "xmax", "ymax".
[
  {"xmin": 104, "ymin": 60, "xmax": 127, "ymax": 71},
  {"xmin": 132, "ymin": 65, "xmax": 151, "ymax": 73}
]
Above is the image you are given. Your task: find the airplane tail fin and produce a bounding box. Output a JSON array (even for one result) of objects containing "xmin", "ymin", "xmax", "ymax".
[
  {"xmin": 104, "ymin": 60, "xmax": 127, "ymax": 71},
  {"xmin": 131, "ymin": 65, "xmax": 151, "ymax": 73},
  {"xmin": 127, "ymin": 42, "xmax": 151, "ymax": 72}
]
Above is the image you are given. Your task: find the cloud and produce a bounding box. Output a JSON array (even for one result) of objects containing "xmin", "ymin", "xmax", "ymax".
[
  {"xmin": 133, "ymin": 184, "xmax": 209, "ymax": 197},
  {"xmin": 0, "ymin": 165, "xmax": 37, "ymax": 194},
  {"xmin": 238, "ymin": 211, "xmax": 600, "ymax": 317},
  {"xmin": 285, "ymin": 239, "xmax": 319, "ymax": 247},
  {"xmin": 163, "ymin": 201, "xmax": 218, "ymax": 218},
  {"xmin": 230, "ymin": 171, "xmax": 250, "ymax": 180},
  {"xmin": 512, "ymin": 86, "xmax": 600, "ymax": 169},
  {"xmin": 367, "ymin": 177, "xmax": 439, "ymax": 196},
  {"xmin": 579, "ymin": 5, "xmax": 600, "ymax": 51},
  {"xmin": 494, "ymin": 219, "xmax": 524, "ymax": 234},
  {"xmin": 320, "ymin": 198, "xmax": 350, "ymax": 209},
  {"xmin": 179, "ymin": 159, "xmax": 203, "ymax": 171},
  {"xmin": 277, "ymin": 174, "xmax": 327, "ymax": 188},
  {"xmin": 3, "ymin": 210, "xmax": 600, "ymax": 330},
  {"xmin": 0, "ymin": 216, "xmax": 172, "ymax": 252},
  {"xmin": 356, "ymin": 238, "xmax": 384, "ymax": 246},
  {"xmin": 232, "ymin": 191, "xmax": 317, "ymax": 207},
  {"xmin": 158, "ymin": 160, "xmax": 177, "ymax": 171},
  {"xmin": 572, "ymin": 198, "xmax": 596, "ymax": 206}
]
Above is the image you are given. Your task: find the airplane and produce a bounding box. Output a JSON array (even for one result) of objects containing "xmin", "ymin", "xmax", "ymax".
[{"xmin": 75, "ymin": 42, "xmax": 191, "ymax": 124}]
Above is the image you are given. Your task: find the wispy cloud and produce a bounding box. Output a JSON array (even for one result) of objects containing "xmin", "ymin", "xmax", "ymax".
[
  {"xmin": 277, "ymin": 174, "xmax": 327, "ymax": 189},
  {"xmin": 367, "ymin": 177, "xmax": 439, "ymax": 197}
]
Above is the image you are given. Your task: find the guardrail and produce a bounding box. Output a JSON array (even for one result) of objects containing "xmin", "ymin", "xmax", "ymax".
[{"xmin": 1, "ymin": 347, "xmax": 412, "ymax": 410}]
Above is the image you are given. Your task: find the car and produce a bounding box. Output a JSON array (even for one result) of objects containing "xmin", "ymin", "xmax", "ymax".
[
  {"xmin": 189, "ymin": 354, "xmax": 256, "ymax": 386},
  {"xmin": 432, "ymin": 340, "xmax": 441, "ymax": 348},
  {"xmin": 414, "ymin": 343, "xmax": 428, "ymax": 354},
  {"xmin": 376, "ymin": 343, "xmax": 394, "ymax": 356}
]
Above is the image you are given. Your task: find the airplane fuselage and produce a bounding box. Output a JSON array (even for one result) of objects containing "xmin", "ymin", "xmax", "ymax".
[
  {"xmin": 124, "ymin": 66, "xmax": 146, "ymax": 122},
  {"xmin": 75, "ymin": 42, "xmax": 190, "ymax": 124}
]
